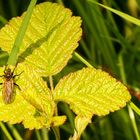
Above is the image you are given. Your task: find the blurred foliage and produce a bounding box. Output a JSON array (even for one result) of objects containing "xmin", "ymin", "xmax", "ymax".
[{"xmin": 0, "ymin": 0, "xmax": 140, "ymax": 140}]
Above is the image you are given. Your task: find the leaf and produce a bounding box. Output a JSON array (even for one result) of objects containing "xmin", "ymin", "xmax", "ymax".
[
  {"xmin": 0, "ymin": 63, "xmax": 66, "ymax": 129},
  {"xmin": 54, "ymin": 67, "xmax": 131, "ymax": 139},
  {"xmin": 88, "ymin": 0, "xmax": 140, "ymax": 26},
  {"xmin": 0, "ymin": 2, "xmax": 82, "ymax": 76},
  {"xmin": 54, "ymin": 67, "xmax": 131, "ymax": 117},
  {"xmin": 69, "ymin": 115, "xmax": 92, "ymax": 140},
  {"xmin": 0, "ymin": 2, "xmax": 81, "ymax": 129}
]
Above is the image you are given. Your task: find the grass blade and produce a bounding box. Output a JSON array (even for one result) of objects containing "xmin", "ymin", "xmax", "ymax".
[
  {"xmin": 88, "ymin": 0, "xmax": 140, "ymax": 26},
  {"xmin": 7, "ymin": 0, "xmax": 37, "ymax": 66}
]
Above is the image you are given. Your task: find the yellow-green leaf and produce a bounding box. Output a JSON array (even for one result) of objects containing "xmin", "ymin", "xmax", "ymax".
[
  {"xmin": 0, "ymin": 2, "xmax": 82, "ymax": 76},
  {"xmin": 0, "ymin": 64, "xmax": 66, "ymax": 129},
  {"xmin": 54, "ymin": 67, "xmax": 131, "ymax": 117},
  {"xmin": 69, "ymin": 115, "xmax": 92, "ymax": 140},
  {"xmin": 0, "ymin": 2, "xmax": 82, "ymax": 129}
]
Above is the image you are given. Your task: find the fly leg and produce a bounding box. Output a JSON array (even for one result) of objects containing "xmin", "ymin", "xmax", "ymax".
[
  {"xmin": 13, "ymin": 71, "xmax": 23, "ymax": 91},
  {"xmin": 13, "ymin": 71, "xmax": 24, "ymax": 79},
  {"xmin": 0, "ymin": 83, "xmax": 2, "ymax": 91},
  {"xmin": 14, "ymin": 83, "xmax": 21, "ymax": 90}
]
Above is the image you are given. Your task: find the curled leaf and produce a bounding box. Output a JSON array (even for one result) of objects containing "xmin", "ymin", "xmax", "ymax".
[{"xmin": 69, "ymin": 115, "xmax": 92, "ymax": 140}]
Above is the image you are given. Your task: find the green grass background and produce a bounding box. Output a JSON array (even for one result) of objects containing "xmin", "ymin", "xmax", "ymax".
[{"xmin": 0, "ymin": 0, "xmax": 140, "ymax": 140}]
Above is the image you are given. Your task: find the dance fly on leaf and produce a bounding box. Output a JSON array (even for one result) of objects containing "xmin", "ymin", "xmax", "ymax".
[{"xmin": 0, "ymin": 65, "xmax": 22, "ymax": 104}]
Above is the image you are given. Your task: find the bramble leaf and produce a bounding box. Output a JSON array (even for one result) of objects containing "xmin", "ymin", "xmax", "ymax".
[
  {"xmin": 0, "ymin": 2, "xmax": 81, "ymax": 129},
  {"xmin": 0, "ymin": 63, "xmax": 66, "ymax": 129},
  {"xmin": 54, "ymin": 67, "xmax": 131, "ymax": 117},
  {"xmin": 0, "ymin": 2, "xmax": 82, "ymax": 76},
  {"xmin": 54, "ymin": 67, "xmax": 131, "ymax": 139}
]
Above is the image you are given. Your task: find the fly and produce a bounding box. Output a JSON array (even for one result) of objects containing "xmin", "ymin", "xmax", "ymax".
[{"xmin": 0, "ymin": 65, "xmax": 22, "ymax": 104}]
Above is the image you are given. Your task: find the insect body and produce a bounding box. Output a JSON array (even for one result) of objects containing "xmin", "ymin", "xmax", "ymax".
[{"xmin": 0, "ymin": 66, "xmax": 21, "ymax": 104}]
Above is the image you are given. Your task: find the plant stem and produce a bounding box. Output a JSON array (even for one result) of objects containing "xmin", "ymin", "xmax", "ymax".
[
  {"xmin": 128, "ymin": 106, "xmax": 140, "ymax": 140},
  {"xmin": 130, "ymin": 102, "xmax": 140, "ymax": 116},
  {"xmin": 35, "ymin": 130, "xmax": 42, "ymax": 140},
  {"xmin": 7, "ymin": 123, "xmax": 23, "ymax": 140},
  {"xmin": 74, "ymin": 52, "xmax": 94, "ymax": 68},
  {"xmin": 0, "ymin": 122, "xmax": 13, "ymax": 140},
  {"xmin": 52, "ymin": 127, "xmax": 60, "ymax": 140},
  {"xmin": 7, "ymin": 0, "xmax": 37, "ymax": 66},
  {"xmin": 49, "ymin": 76, "xmax": 54, "ymax": 93},
  {"xmin": 118, "ymin": 53, "xmax": 127, "ymax": 84},
  {"xmin": 49, "ymin": 75, "xmax": 60, "ymax": 140},
  {"xmin": 41, "ymin": 128, "xmax": 49, "ymax": 140},
  {"xmin": 118, "ymin": 52, "xmax": 140, "ymax": 139}
]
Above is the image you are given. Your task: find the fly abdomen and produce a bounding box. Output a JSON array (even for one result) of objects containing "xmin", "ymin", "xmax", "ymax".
[{"xmin": 2, "ymin": 79, "xmax": 15, "ymax": 104}]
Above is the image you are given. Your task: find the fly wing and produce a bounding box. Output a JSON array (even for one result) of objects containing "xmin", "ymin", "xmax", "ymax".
[{"xmin": 2, "ymin": 79, "xmax": 15, "ymax": 104}]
